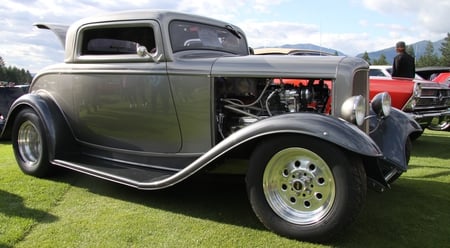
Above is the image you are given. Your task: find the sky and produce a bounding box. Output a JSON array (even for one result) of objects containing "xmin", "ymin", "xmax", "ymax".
[{"xmin": 1, "ymin": 0, "xmax": 449, "ymax": 73}]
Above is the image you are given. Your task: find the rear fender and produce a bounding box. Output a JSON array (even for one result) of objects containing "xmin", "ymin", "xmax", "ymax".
[{"xmin": 1, "ymin": 92, "xmax": 76, "ymax": 159}]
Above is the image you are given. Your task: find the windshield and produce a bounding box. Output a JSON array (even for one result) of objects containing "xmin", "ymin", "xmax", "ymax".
[{"xmin": 169, "ymin": 20, "xmax": 248, "ymax": 55}]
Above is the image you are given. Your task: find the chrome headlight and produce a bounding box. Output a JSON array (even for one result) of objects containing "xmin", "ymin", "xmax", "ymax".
[
  {"xmin": 341, "ymin": 95, "xmax": 366, "ymax": 126},
  {"xmin": 413, "ymin": 83, "xmax": 422, "ymax": 97},
  {"xmin": 371, "ymin": 92, "xmax": 391, "ymax": 117}
]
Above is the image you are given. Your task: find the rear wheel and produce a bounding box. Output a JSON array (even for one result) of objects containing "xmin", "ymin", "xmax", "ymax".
[
  {"xmin": 246, "ymin": 135, "xmax": 366, "ymax": 242},
  {"xmin": 12, "ymin": 108, "xmax": 51, "ymax": 177}
]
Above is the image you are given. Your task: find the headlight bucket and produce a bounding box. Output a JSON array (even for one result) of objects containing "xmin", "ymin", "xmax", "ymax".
[
  {"xmin": 371, "ymin": 92, "xmax": 392, "ymax": 117},
  {"xmin": 341, "ymin": 95, "xmax": 366, "ymax": 126},
  {"xmin": 413, "ymin": 83, "xmax": 422, "ymax": 97}
]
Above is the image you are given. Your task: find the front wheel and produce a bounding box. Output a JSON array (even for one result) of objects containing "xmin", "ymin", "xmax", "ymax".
[
  {"xmin": 12, "ymin": 108, "xmax": 51, "ymax": 177},
  {"xmin": 246, "ymin": 135, "xmax": 367, "ymax": 242},
  {"xmin": 427, "ymin": 116, "xmax": 450, "ymax": 131}
]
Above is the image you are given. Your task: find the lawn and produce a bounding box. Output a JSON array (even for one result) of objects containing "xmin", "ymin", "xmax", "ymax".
[{"xmin": 0, "ymin": 130, "xmax": 449, "ymax": 248}]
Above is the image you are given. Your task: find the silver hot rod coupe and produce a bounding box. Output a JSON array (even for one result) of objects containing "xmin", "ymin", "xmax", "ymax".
[{"xmin": 0, "ymin": 10, "xmax": 422, "ymax": 242}]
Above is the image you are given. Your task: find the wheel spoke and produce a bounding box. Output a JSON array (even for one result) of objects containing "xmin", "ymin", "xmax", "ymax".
[{"xmin": 263, "ymin": 147, "xmax": 335, "ymax": 225}]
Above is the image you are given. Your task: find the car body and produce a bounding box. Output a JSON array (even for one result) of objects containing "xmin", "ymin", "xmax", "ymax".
[
  {"xmin": 0, "ymin": 84, "xmax": 30, "ymax": 131},
  {"xmin": 1, "ymin": 10, "xmax": 421, "ymax": 242},
  {"xmin": 369, "ymin": 65, "xmax": 424, "ymax": 80},
  {"xmin": 415, "ymin": 67, "xmax": 450, "ymax": 130},
  {"xmin": 416, "ymin": 66, "xmax": 450, "ymax": 85},
  {"xmin": 369, "ymin": 65, "xmax": 450, "ymax": 132}
]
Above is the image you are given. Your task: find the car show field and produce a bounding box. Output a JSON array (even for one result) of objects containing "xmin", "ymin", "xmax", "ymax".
[
  {"xmin": 1, "ymin": 129, "xmax": 449, "ymax": 247},
  {"xmin": 1, "ymin": 9, "xmax": 449, "ymax": 246}
]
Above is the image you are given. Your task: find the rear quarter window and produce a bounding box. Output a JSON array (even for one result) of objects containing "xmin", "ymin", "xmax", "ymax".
[{"xmin": 81, "ymin": 26, "xmax": 155, "ymax": 55}]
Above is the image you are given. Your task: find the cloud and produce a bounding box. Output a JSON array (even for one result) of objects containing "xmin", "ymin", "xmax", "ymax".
[
  {"xmin": 1, "ymin": 0, "xmax": 449, "ymax": 72},
  {"xmin": 362, "ymin": 0, "xmax": 450, "ymax": 34}
]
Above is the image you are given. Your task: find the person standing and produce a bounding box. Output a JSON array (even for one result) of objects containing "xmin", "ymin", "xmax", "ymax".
[{"xmin": 392, "ymin": 41, "xmax": 415, "ymax": 78}]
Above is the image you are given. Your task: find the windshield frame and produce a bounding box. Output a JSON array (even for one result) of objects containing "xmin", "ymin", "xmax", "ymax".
[{"xmin": 169, "ymin": 20, "xmax": 248, "ymax": 55}]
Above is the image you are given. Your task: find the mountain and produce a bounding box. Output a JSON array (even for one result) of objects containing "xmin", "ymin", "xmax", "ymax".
[
  {"xmin": 266, "ymin": 39, "xmax": 444, "ymax": 64},
  {"xmin": 256, "ymin": 43, "xmax": 346, "ymax": 55},
  {"xmin": 278, "ymin": 43, "xmax": 346, "ymax": 56},
  {"xmin": 356, "ymin": 39, "xmax": 444, "ymax": 64}
]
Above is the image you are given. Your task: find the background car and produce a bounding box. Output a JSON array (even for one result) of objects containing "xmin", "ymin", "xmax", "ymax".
[
  {"xmin": 416, "ymin": 66, "xmax": 450, "ymax": 85},
  {"xmin": 0, "ymin": 84, "xmax": 29, "ymax": 133},
  {"xmin": 415, "ymin": 67, "xmax": 450, "ymax": 131}
]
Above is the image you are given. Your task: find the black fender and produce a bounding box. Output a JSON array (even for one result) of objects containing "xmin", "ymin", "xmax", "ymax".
[
  {"xmin": 231, "ymin": 113, "xmax": 384, "ymax": 157},
  {"xmin": 369, "ymin": 107, "xmax": 422, "ymax": 171},
  {"xmin": 0, "ymin": 91, "xmax": 76, "ymax": 160}
]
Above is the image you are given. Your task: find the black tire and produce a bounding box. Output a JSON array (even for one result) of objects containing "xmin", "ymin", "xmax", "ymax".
[
  {"xmin": 12, "ymin": 108, "xmax": 51, "ymax": 177},
  {"xmin": 246, "ymin": 135, "xmax": 367, "ymax": 243}
]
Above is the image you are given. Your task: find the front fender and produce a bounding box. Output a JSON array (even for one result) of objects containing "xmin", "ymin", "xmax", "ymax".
[
  {"xmin": 136, "ymin": 112, "xmax": 383, "ymax": 189},
  {"xmin": 369, "ymin": 107, "xmax": 422, "ymax": 171},
  {"xmin": 228, "ymin": 113, "xmax": 383, "ymax": 158}
]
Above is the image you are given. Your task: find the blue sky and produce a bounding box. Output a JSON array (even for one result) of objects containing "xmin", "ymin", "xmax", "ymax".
[{"xmin": 1, "ymin": 0, "xmax": 449, "ymax": 73}]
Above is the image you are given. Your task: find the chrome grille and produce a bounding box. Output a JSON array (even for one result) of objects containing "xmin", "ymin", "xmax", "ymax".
[{"xmin": 353, "ymin": 70, "xmax": 369, "ymax": 133}]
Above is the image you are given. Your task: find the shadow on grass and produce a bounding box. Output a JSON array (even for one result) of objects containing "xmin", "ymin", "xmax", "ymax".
[
  {"xmin": 48, "ymin": 167, "xmax": 450, "ymax": 247},
  {"xmin": 411, "ymin": 133, "xmax": 450, "ymax": 159},
  {"xmin": 0, "ymin": 190, "xmax": 58, "ymax": 223},
  {"xmin": 51, "ymin": 169, "xmax": 264, "ymax": 230},
  {"xmin": 335, "ymin": 178, "xmax": 450, "ymax": 247}
]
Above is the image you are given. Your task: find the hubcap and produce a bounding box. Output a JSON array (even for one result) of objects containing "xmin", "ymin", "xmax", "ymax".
[
  {"xmin": 17, "ymin": 120, "xmax": 42, "ymax": 168},
  {"xmin": 263, "ymin": 147, "xmax": 335, "ymax": 224}
]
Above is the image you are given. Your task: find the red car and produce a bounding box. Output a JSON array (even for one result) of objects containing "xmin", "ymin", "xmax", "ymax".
[
  {"xmin": 415, "ymin": 67, "xmax": 450, "ymax": 131},
  {"xmin": 416, "ymin": 67, "xmax": 450, "ymax": 82}
]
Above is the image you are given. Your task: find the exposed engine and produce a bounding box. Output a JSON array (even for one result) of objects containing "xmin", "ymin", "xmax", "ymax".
[{"xmin": 215, "ymin": 77, "xmax": 331, "ymax": 139}]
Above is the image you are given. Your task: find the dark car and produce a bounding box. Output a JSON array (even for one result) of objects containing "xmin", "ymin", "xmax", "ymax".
[{"xmin": 0, "ymin": 84, "xmax": 29, "ymax": 132}]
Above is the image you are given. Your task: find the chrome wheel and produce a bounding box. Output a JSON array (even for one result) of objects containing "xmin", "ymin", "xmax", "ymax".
[
  {"xmin": 12, "ymin": 108, "xmax": 50, "ymax": 177},
  {"xmin": 17, "ymin": 120, "xmax": 43, "ymax": 168},
  {"xmin": 263, "ymin": 147, "xmax": 335, "ymax": 224},
  {"xmin": 247, "ymin": 135, "xmax": 366, "ymax": 242}
]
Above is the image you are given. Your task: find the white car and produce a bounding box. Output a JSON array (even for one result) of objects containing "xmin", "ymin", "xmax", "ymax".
[{"xmin": 369, "ymin": 65, "xmax": 423, "ymax": 80}]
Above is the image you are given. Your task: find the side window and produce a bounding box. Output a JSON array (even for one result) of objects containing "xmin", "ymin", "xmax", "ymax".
[
  {"xmin": 369, "ymin": 69, "xmax": 384, "ymax": 77},
  {"xmin": 81, "ymin": 26, "xmax": 155, "ymax": 55}
]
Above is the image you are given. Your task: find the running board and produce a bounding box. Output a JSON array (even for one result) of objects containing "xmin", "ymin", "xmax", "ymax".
[{"xmin": 52, "ymin": 155, "xmax": 179, "ymax": 190}]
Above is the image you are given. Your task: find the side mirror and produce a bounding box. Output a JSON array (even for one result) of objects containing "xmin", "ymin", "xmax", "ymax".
[{"xmin": 137, "ymin": 45, "xmax": 163, "ymax": 63}]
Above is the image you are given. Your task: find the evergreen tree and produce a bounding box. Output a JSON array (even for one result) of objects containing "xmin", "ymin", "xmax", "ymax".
[
  {"xmin": 372, "ymin": 54, "xmax": 388, "ymax": 65},
  {"xmin": 361, "ymin": 51, "xmax": 371, "ymax": 64},
  {"xmin": 0, "ymin": 56, "xmax": 32, "ymax": 84},
  {"xmin": 406, "ymin": 45, "xmax": 415, "ymax": 58},
  {"xmin": 416, "ymin": 41, "xmax": 440, "ymax": 67},
  {"xmin": 440, "ymin": 32, "xmax": 450, "ymax": 66}
]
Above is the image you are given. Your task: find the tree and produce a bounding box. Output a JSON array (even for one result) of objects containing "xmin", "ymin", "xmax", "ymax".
[
  {"xmin": 372, "ymin": 54, "xmax": 388, "ymax": 65},
  {"xmin": 361, "ymin": 51, "xmax": 371, "ymax": 64},
  {"xmin": 0, "ymin": 56, "xmax": 5, "ymax": 68},
  {"xmin": 416, "ymin": 41, "xmax": 440, "ymax": 67},
  {"xmin": 406, "ymin": 45, "xmax": 415, "ymax": 58},
  {"xmin": 440, "ymin": 32, "xmax": 450, "ymax": 66},
  {"xmin": 0, "ymin": 56, "xmax": 32, "ymax": 84}
]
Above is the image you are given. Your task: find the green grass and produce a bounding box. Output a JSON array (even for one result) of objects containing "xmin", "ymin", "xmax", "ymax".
[{"xmin": 1, "ymin": 130, "xmax": 449, "ymax": 248}]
